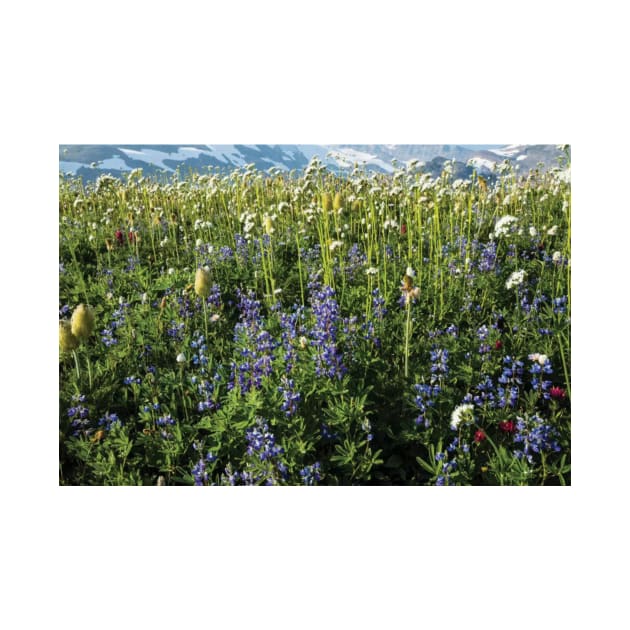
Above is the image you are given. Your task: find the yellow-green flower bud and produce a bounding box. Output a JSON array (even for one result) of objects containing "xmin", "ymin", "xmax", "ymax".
[
  {"xmin": 195, "ymin": 267, "xmax": 211, "ymax": 298},
  {"xmin": 59, "ymin": 319, "xmax": 80, "ymax": 352},
  {"xmin": 264, "ymin": 215, "xmax": 273, "ymax": 235},
  {"xmin": 70, "ymin": 304, "xmax": 95, "ymax": 340},
  {"xmin": 333, "ymin": 192, "xmax": 343, "ymax": 211},
  {"xmin": 321, "ymin": 192, "xmax": 332, "ymax": 212}
]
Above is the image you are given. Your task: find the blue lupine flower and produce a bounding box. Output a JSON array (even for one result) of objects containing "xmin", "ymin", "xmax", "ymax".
[
  {"xmin": 309, "ymin": 284, "xmax": 346, "ymax": 380},
  {"xmin": 513, "ymin": 414, "xmax": 561, "ymax": 463},
  {"xmin": 97, "ymin": 412, "xmax": 121, "ymax": 430},
  {"xmin": 278, "ymin": 377, "xmax": 301, "ymax": 418},
  {"xmin": 300, "ymin": 462, "xmax": 322, "ymax": 486}
]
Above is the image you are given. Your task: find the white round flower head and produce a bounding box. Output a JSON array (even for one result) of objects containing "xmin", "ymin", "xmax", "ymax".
[
  {"xmin": 406, "ymin": 266, "xmax": 416, "ymax": 278},
  {"xmin": 529, "ymin": 226, "xmax": 537, "ymax": 237},
  {"xmin": 547, "ymin": 225, "xmax": 558, "ymax": 236},
  {"xmin": 365, "ymin": 267, "xmax": 378, "ymax": 276},
  {"xmin": 552, "ymin": 251, "xmax": 562, "ymax": 264},
  {"xmin": 176, "ymin": 353, "xmax": 186, "ymax": 363},
  {"xmin": 493, "ymin": 215, "xmax": 518, "ymax": 238},
  {"xmin": 506, "ymin": 270, "xmax": 526, "ymax": 289},
  {"xmin": 141, "ymin": 292, "xmax": 148, "ymax": 305},
  {"xmin": 528, "ymin": 353, "xmax": 548, "ymax": 366},
  {"xmin": 450, "ymin": 404, "xmax": 474, "ymax": 430}
]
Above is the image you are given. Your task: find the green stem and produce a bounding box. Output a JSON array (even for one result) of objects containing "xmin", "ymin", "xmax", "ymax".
[
  {"xmin": 404, "ymin": 298, "xmax": 412, "ymax": 378},
  {"xmin": 72, "ymin": 349, "xmax": 81, "ymax": 382},
  {"xmin": 202, "ymin": 298, "xmax": 209, "ymax": 343}
]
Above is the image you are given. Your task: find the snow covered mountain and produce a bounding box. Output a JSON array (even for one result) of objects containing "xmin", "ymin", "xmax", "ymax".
[{"xmin": 59, "ymin": 144, "xmax": 568, "ymax": 182}]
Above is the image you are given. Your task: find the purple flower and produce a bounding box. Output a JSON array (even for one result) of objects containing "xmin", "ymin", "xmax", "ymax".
[{"xmin": 309, "ymin": 284, "xmax": 346, "ymax": 380}]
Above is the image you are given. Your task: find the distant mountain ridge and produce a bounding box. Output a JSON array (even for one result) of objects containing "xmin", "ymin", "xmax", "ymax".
[{"xmin": 59, "ymin": 144, "xmax": 568, "ymax": 182}]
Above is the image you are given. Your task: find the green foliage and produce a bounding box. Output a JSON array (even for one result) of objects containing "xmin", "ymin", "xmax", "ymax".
[{"xmin": 59, "ymin": 157, "xmax": 571, "ymax": 485}]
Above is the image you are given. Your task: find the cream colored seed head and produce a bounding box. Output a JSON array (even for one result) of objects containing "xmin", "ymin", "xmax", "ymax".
[
  {"xmin": 59, "ymin": 319, "xmax": 80, "ymax": 352},
  {"xmin": 194, "ymin": 267, "xmax": 211, "ymax": 298},
  {"xmin": 70, "ymin": 304, "xmax": 95, "ymax": 340}
]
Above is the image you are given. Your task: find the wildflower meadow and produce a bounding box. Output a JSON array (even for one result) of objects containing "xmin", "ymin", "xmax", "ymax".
[{"xmin": 59, "ymin": 150, "xmax": 571, "ymax": 485}]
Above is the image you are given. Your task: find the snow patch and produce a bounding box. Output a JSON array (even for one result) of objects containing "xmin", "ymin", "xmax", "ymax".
[
  {"xmin": 468, "ymin": 157, "xmax": 497, "ymax": 171},
  {"xmin": 329, "ymin": 147, "xmax": 395, "ymax": 173},
  {"xmin": 489, "ymin": 144, "xmax": 524, "ymax": 157},
  {"xmin": 203, "ymin": 145, "xmax": 247, "ymax": 166},
  {"xmin": 118, "ymin": 148, "xmax": 177, "ymax": 170},
  {"xmin": 98, "ymin": 157, "xmax": 132, "ymax": 171}
]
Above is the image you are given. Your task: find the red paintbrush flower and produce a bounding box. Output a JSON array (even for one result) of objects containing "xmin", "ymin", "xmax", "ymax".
[
  {"xmin": 115, "ymin": 230, "xmax": 124, "ymax": 245},
  {"xmin": 474, "ymin": 429, "xmax": 486, "ymax": 443},
  {"xmin": 499, "ymin": 420, "xmax": 516, "ymax": 433},
  {"xmin": 400, "ymin": 224, "xmax": 407, "ymax": 235},
  {"xmin": 550, "ymin": 386, "xmax": 566, "ymax": 400},
  {"xmin": 128, "ymin": 231, "xmax": 136, "ymax": 243},
  {"xmin": 494, "ymin": 340, "xmax": 503, "ymax": 350}
]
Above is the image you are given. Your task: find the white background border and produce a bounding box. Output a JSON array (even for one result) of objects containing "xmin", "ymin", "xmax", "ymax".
[{"xmin": 2, "ymin": 1, "xmax": 627, "ymax": 628}]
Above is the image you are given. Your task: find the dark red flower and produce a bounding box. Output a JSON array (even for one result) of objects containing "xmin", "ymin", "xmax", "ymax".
[
  {"xmin": 499, "ymin": 420, "xmax": 516, "ymax": 433},
  {"xmin": 550, "ymin": 386, "xmax": 566, "ymax": 400},
  {"xmin": 494, "ymin": 340, "xmax": 503, "ymax": 350},
  {"xmin": 115, "ymin": 230, "xmax": 124, "ymax": 245},
  {"xmin": 474, "ymin": 429, "xmax": 486, "ymax": 443},
  {"xmin": 400, "ymin": 224, "xmax": 407, "ymax": 235},
  {"xmin": 128, "ymin": 231, "xmax": 136, "ymax": 243}
]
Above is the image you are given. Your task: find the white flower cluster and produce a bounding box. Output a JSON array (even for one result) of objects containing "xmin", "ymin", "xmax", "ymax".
[
  {"xmin": 493, "ymin": 215, "xmax": 518, "ymax": 238},
  {"xmin": 383, "ymin": 218, "xmax": 399, "ymax": 231},
  {"xmin": 193, "ymin": 218, "xmax": 212, "ymax": 231},
  {"xmin": 239, "ymin": 211, "xmax": 256, "ymax": 240},
  {"xmin": 528, "ymin": 353, "xmax": 549, "ymax": 366},
  {"xmin": 450, "ymin": 404, "xmax": 474, "ymax": 430},
  {"xmin": 506, "ymin": 270, "xmax": 526, "ymax": 289}
]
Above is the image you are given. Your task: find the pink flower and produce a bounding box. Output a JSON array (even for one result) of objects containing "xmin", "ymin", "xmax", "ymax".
[{"xmin": 550, "ymin": 386, "xmax": 566, "ymax": 400}]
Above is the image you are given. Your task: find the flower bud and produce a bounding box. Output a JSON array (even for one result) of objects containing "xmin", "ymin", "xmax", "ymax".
[
  {"xmin": 194, "ymin": 267, "xmax": 211, "ymax": 298},
  {"xmin": 321, "ymin": 192, "xmax": 332, "ymax": 212},
  {"xmin": 59, "ymin": 319, "xmax": 80, "ymax": 352},
  {"xmin": 70, "ymin": 304, "xmax": 95, "ymax": 340},
  {"xmin": 333, "ymin": 192, "xmax": 343, "ymax": 211},
  {"xmin": 264, "ymin": 215, "xmax": 273, "ymax": 235}
]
